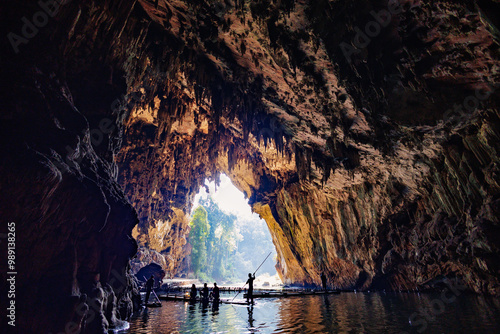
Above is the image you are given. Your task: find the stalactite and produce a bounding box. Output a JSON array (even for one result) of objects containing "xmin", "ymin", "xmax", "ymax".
[{"xmin": 5, "ymin": 5, "xmax": 499, "ymax": 334}]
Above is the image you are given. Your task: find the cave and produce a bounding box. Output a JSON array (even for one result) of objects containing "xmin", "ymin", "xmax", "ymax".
[{"xmin": 0, "ymin": 0, "xmax": 499, "ymax": 333}]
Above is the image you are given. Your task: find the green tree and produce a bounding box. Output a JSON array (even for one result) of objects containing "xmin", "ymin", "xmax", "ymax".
[
  {"xmin": 187, "ymin": 197, "xmax": 238, "ymax": 281},
  {"xmin": 200, "ymin": 197, "xmax": 238, "ymax": 281},
  {"xmin": 188, "ymin": 206, "xmax": 210, "ymax": 277},
  {"xmin": 189, "ymin": 195, "xmax": 274, "ymax": 283}
]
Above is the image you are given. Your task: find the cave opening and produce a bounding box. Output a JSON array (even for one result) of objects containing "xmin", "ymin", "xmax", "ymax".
[
  {"xmin": 2, "ymin": 0, "xmax": 500, "ymax": 332},
  {"xmin": 189, "ymin": 174, "xmax": 280, "ymax": 285}
]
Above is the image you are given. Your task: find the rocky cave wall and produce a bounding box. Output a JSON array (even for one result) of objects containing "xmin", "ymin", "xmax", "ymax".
[
  {"xmin": 115, "ymin": 0, "xmax": 500, "ymax": 294},
  {"xmin": 0, "ymin": 1, "xmax": 146, "ymax": 333},
  {"xmin": 0, "ymin": 0, "xmax": 499, "ymax": 332}
]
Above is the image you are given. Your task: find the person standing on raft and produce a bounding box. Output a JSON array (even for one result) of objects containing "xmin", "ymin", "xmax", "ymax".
[
  {"xmin": 321, "ymin": 272, "xmax": 328, "ymax": 291},
  {"xmin": 211, "ymin": 282, "xmax": 220, "ymax": 303},
  {"xmin": 246, "ymin": 273, "xmax": 256, "ymax": 303},
  {"xmin": 190, "ymin": 284, "xmax": 197, "ymax": 301},
  {"xmin": 202, "ymin": 283, "xmax": 209, "ymax": 302},
  {"xmin": 145, "ymin": 275, "xmax": 154, "ymax": 304}
]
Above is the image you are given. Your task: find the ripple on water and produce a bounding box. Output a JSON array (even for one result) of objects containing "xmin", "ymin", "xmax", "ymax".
[{"xmin": 124, "ymin": 292, "xmax": 500, "ymax": 334}]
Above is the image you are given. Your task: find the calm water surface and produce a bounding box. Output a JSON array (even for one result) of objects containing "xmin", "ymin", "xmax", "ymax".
[{"xmin": 124, "ymin": 292, "xmax": 500, "ymax": 333}]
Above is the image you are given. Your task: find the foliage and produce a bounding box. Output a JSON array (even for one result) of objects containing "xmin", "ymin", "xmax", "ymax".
[
  {"xmin": 201, "ymin": 197, "xmax": 238, "ymax": 281},
  {"xmin": 188, "ymin": 206, "xmax": 209, "ymax": 277},
  {"xmin": 188, "ymin": 196, "xmax": 277, "ymax": 282},
  {"xmin": 188, "ymin": 197, "xmax": 238, "ymax": 281}
]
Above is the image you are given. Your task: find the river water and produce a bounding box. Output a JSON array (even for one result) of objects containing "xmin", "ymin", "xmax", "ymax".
[{"xmin": 123, "ymin": 291, "xmax": 500, "ymax": 333}]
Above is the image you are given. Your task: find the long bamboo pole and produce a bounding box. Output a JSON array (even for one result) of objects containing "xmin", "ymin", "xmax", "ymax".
[{"xmin": 231, "ymin": 252, "xmax": 272, "ymax": 301}]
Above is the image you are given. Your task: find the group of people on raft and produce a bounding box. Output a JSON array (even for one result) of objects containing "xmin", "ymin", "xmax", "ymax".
[
  {"xmin": 144, "ymin": 273, "xmax": 257, "ymax": 304},
  {"xmin": 189, "ymin": 282, "xmax": 219, "ymax": 303},
  {"xmin": 188, "ymin": 273, "xmax": 256, "ymax": 303}
]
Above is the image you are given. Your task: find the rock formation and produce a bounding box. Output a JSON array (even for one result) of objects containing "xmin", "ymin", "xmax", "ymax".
[
  {"xmin": 0, "ymin": 0, "xmax": 499, "ymax": 332},
  {"xmin": 116, "ymin": 0, "xmax": 500, "ymax": 293},
  {"xmin": 135, "ymin": 263, "xmax": 166, "ymax": 283}
]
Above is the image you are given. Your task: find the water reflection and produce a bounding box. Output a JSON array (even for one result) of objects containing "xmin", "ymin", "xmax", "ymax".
[
  {"xmin": 125, "ymin": 292, "xmax": 500, "ymax": 333},
  {"xmin": 248, "ymin": 304, "xmax": 255, "ymax": 332}
]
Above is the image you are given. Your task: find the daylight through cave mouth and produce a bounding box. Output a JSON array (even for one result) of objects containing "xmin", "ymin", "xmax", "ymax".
[{"xmin": 188, "ymin": 175, "xmax": 279, "ymax": 284}]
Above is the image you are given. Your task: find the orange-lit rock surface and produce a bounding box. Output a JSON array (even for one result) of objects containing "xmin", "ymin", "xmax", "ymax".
[
  {"xmin": 116, "ymin": 0, "xmax": 500, "ymax": 294},
  {"xmin": 1, "ymin": 0, "xmax": 499, "ymax": 332}
]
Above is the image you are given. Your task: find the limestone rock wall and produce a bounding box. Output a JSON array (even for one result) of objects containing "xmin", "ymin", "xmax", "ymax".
[
  {"xmin": 1, "ymin": 1, "xmax": 499, "ymax": 332},
  {"xmin": 114, "ymin": 0, "xmax": 500, "ymax": 294},
  {"xmin": 113, "ymin": 1, "xmax": 498, "ymax": 292},
  {"xmin": 0, "ymin": 1, "xmax": 143, "ymax": 332},
  {"xmin": 0, "ymin": 54, "xmax": 140, "ymax": 333}
]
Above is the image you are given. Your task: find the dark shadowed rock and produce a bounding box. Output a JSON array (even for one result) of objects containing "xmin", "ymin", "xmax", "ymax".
[{"xmin": 136, "ymin": 263, "xmax": 166, "ymax": 284}]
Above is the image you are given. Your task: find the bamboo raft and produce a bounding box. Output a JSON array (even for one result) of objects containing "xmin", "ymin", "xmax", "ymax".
[
  {"xmin": 158, "ymin": 294, "xmax": 250, "ymax": 305},
  {"xmin": 244, "ymin": 290, "xmax": 341, "ymax": 299}
]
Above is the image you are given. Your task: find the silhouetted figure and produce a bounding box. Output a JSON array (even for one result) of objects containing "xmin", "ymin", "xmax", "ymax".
[
  {"xmin": 145, "ymin": 275, "xmax": 154, "ymax": 304},
  {"xmin": 321, "ymin": 272, "xmax": 327, "ymax": 291},
  {"xmin": 202, "ymin": 283, "xmax": 209, "ymax": 302},
  {"xmin": 211, "ymin": 282, "xmax": 220, "ymax": 302},
  {"xmin": 246, "ymin": 273, "xmax": 256, "ymax": 303},
  {"xmin": 190, "ymin": 284, "xmax": 197, "ymax": 301}
]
